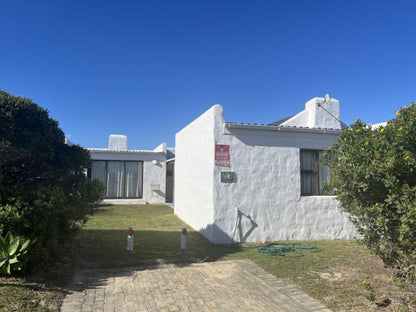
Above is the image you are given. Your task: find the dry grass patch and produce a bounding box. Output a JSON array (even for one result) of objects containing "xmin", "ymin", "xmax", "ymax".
[
  {"xmin": 242, "ymin": 241, "xmax": 416, "ymax": 311},
  {"xmin": 0, "ymin": 277, "xmax": 66, "ymax": 312}
]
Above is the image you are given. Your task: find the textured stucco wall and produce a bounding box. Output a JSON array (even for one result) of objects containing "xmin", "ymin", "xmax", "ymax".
[
  {"xmin": 174, "ymin": 102, "xmax": 359, "ymax": 244},
  {"xmin": 174, "ymin": 105, "xmax": 223, "ymax": 239},
  {"xmin": 211, "ymin": 111, "xmax": 358, "ymax": 243},
  {"xmin": 89, "ymin": 150, "xmax": 166, "ymax": 204}
]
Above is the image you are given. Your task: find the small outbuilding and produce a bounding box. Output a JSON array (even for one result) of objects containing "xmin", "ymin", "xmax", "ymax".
[{"xmin": 174, "ymin": 95, "xmax": 359, "ymax": 244}]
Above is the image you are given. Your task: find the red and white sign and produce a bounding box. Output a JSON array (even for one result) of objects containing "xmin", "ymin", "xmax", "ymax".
[{"xmin": 215, "ymin": 144, "xmax": 230, "ymax": 167}]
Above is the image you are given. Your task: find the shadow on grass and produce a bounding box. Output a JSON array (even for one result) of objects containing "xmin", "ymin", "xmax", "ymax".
[{"xmin": 77, "ymin": 229, "xmax": 242, "ymax": 269}]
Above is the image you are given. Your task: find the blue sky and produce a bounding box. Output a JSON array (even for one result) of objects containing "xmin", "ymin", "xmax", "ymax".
[{"xmin": 1, "ymin": 0, "xmax": 415, "ymax": 150}]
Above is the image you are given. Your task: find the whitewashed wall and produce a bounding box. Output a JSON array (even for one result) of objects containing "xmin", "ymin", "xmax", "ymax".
[
  {"xmin": 89, "ymin": 150, "xmax": 166, "ymax": 204},
  {"xmin": 174, "ymin": 105, "xmax": 221, "ymax": 235},
  {"xmin": 212, "ymin": 125, "xmax": 358, "ymax": 243},
  {"xmin": 174, "ymin": 103, "xmax": 359, "ymax": 244}
]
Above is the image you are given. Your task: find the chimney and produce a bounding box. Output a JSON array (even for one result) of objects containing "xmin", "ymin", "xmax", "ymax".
[
  {"xmin": 108, "ymin": 134, "xmax": 128, "ymax": 151},
  {"xmin": 305, "ymin": 94, "xmax": 341, "ymax": 129},
  {"xmin": 280, "ymin": 94, "xmax": 342, "ymax": 130}
]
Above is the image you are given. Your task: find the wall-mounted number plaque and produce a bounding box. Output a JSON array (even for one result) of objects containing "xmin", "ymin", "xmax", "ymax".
[{"xmin": 221, "ymin": 172, "xmax": 237, "ymax": 183}]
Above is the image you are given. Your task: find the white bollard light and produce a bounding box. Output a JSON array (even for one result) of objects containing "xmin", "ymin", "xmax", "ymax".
[
  {"xmin": 127, "ymin": 227, "xmax": 134, "ymax": 252},
  {"xmin": 181, "ymin": 227, "xmax": 188, "ymax": 250}
]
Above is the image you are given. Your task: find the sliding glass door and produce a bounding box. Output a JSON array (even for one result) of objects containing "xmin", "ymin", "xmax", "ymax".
[
  {"xmin": 125, "ymin": 162, "xmax": 142, "ymax": 198},
  {"xmin": 90, "ymin": 160, "xmax": 143, "ymax": 198},
  {"xmin": 107, "ymin": 161, "xmax": 124, "ymax": 198}
]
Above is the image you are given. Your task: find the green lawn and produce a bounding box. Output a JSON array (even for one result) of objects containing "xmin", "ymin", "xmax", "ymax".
[
  {"xmin": 1, "ymin": 204, "xmax": 415, "ymax": 311},
  {"xmin": 77, "ymin": 204, "xmax": 238, "ymax": 268}
]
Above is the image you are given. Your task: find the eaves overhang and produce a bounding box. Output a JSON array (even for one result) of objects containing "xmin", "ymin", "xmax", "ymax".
[
  {"xmin": 224, "ymin": 122, "xmax": 342, "ymax": 135},
  {"xmin": 87, "ymin": 148, "xmax": 165, "ymax": 154}
]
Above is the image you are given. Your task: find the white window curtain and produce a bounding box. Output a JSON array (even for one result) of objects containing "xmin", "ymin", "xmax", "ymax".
[
  {"xmin": 301, "ymin": 173, "xmax": 316, "ymax": 195},
  {"xmin": 107, "ymin": 161, "xmax": 124, "ymax": 198},
  {"xmin": 300, "ymin": 151, "xmax": 316, "ymax": 171},
  {"xmin": 300, "ymin": 151, "xmax": 317, "ymax": 195},
  {"xmin": 125, "ymin": 162, "xmax": 143, "ymax": 198},
  {"xmin": 90, "ymin": 160, "xmax": 143, "ymax": 198},
  {"xmin": 300, "ymin": 150, "xmax": 331, "ymax": 195},
  {"xmin": 91, "ymin": 161, "xmax": 106, "ymax": 186}
]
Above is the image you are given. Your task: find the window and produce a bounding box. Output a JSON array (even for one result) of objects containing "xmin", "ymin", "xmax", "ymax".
[
  {"xmin": 90, "ymin": 161, "xmax": 143, "ymax": 198},
  {"xmin": 300, "ymin": 150, "xmax": 330, "ymax": 195}
]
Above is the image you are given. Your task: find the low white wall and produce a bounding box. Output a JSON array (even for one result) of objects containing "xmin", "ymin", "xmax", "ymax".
[
  {"xmin": 102, "ymin": 198, "xmax": 147, "ymax": 205},
  {"xmin": 174, "ymin": 105, "xmax": 222, "ymax": 238},
  {"xmin": 89, "ymin": 150, "xmax": 166, "ymax": 204}
]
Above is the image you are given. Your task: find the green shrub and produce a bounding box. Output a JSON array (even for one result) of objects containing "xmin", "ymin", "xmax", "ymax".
[
  {"xmin": 0, "ymin": 232, "xmax": 31, "ymax": 275},
  {"xmin": 0, "ymin": 89, "xmax": 103, "ymax": 271},
  {"xmin": 323, "ymin": 103, "xmax": 416, "ymax": 279}
]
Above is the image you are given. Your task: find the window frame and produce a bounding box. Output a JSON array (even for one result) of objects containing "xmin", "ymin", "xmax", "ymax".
[
  {"xmin": 300, "ymin": 149, "xmax": 330, "ymax": 196},
  {"xmin": 90, "ymin": 160, "xmax": 144, "ymax": 199}
]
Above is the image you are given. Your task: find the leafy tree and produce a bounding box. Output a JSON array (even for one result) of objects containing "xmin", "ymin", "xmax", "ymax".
[
  {"xmin": 323, "ymin": 103, "xmax": 416, "ymax": 279},
  {"xmin": 0, "ymin": 89, "xmax": 103, "ymax": 269}
]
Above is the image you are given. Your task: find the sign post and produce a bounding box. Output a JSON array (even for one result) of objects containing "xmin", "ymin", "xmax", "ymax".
[
  {"xmin": 127, "ymin": 227, "xmax": 134, "ymax": 252},
  {"xmin": 181, "ymin": 227, "xmax": 188, "ymax": 250}
]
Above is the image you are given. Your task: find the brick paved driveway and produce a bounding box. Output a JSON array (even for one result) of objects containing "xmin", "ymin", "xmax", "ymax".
[{"xmin": 61, "ymin": 260, "xmax": 331, "ymax": 312}]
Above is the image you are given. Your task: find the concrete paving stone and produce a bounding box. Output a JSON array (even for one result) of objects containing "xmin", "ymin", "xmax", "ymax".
[
  {"xmin": 81, "ymin": 305, "xmax": 94, "ymax": 312},
  {"xmin": 136, "ymin": 302, "xmax": 147, "ymax": 310},
  {"xmin": 188, "ymin": 302, "xmax": 200, "ymax": 310},
  {"xmin": 92, "ymin": 306, "xmax": 104, "ymax": 312},
  {"xmin": 168, "ymin": 304, "xmax": 180, "ymax": 311},
  {"xmin": 62, "ymin": 260, "xmax": 332, "ymax": 311}
]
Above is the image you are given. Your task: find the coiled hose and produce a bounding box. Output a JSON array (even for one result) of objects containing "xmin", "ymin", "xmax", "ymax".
[{"xmin": 256, "ymin": 243, "xmax": 320, "ymax": 257}]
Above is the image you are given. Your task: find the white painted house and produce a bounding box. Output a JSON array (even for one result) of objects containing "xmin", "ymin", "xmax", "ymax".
[
  {"xmin": 87, "ymin": 135, "xmax": 169, "ymax": 204},
  {"xmin": 174, "ymin": 95, "xmax": 359, "ymax": 244}
]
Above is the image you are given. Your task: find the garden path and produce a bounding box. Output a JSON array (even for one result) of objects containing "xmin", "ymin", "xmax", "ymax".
[{"xmin": 61, "ymin": 259, "xmax": 331, "ymax": 312}]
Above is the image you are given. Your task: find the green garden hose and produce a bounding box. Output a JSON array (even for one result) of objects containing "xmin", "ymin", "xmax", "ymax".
[
  {"xmin": 219, "ymin": 242, "xmax": 320, "ymax": 257},
  {"xmin": 230, "ymin": 209, "xmax": 320, "ymax": 257},
  {"xmin": 256, "ymin": 243, "xmax": 320, "ymax": 257}
]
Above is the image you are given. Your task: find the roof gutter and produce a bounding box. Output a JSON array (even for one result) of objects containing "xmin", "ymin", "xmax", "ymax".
[
  {"xmin": 224, "ymin": 123, "xmax": 342, "ymax": 134},
  {"xmin": 87, "ymin": 148, "xmax": 165, "ymax": 154}
]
